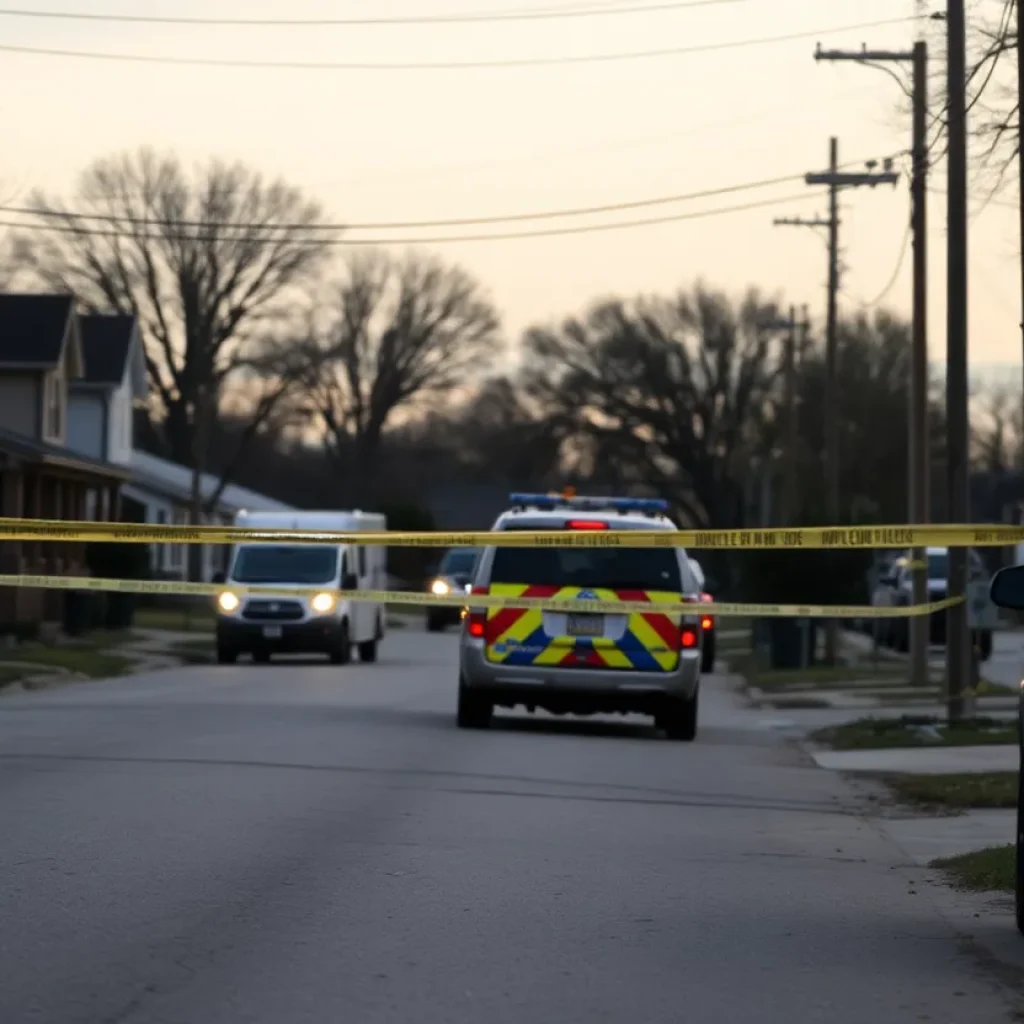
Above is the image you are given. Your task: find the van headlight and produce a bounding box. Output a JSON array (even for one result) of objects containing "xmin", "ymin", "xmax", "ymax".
[
  {"xmin": 430, "ymin": 579, "xmax": 450, "ymax": 595},
  {"xmin": 311, "ymin": 591, "xmax": 336, "ymax": 614},
  {"xmin": 217, "ymin": 591, "xmax": 240, "ymax": 613}
]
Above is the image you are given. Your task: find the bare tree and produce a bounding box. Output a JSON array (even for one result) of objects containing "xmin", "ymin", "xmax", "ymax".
[
  {"xmin": 922, "ymin": 1, "xmax": 1019, "ymax": 192},
  {"xmin": 13, "ymin": 148, "xmax": 332, "ymax": 575},
  {"xmin": 519, "ymin": 285, "xmax": 786, "ymax": 530},
  {"xmin": 966, "ymin": 0, "xmax": 1018, "ymax": 188},
  {"xmin": 971, "ymin": 377, "xmax": 1023, "ymax": 472},
  {"xmin": 302, "ymin": 249, "xmax": 502, "ymax": 498}
]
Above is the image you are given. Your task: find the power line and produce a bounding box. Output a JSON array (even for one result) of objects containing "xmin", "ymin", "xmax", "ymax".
[
  {"xmin": 851, "ymin": 223, "xmax": 911, "ymax": 308},
  {"xmin": 0, "ymin": 191, "xmax": 817, "ymax": 246},
  {"xmin": 4, "ymin": 154, "xmax": 902, "ymax": 232},
  {"xmin": 2, "ymin": 171, "xmax": 811, "ymax": 231},
  {"xmin": 928, "ymin": 185, "xmax": 1019, "ymax": 211},
  {"xmin": 0, "ymin": 0, "xmax": 745, "ymax": 27},
  {"xmin": 0, "ymin": 15, "xmax": 918, "ymax": 71}
]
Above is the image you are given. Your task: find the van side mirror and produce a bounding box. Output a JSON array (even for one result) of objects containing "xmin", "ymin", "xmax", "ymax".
[
  {"xmin": 212, "ymin": 571, "xmax": 226, "ymax": 585},
  {"xmin": 989, "ymin": 566, "xmax": 1024, "ymax": 610},
  {"xmin": 342, "ymin": 572, "xmax": 358, "ymax": 590}
]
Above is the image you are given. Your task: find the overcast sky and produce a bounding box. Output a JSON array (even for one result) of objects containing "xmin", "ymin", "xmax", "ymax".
[{"xmin": 2, "ymin": 0, "xmax": 1020, "ymax": 373}]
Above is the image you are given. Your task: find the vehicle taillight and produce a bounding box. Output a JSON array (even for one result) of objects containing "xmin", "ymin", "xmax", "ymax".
[
  {"xmin": 566, "ymin": 519, "xmax": 608, "ymax": 530},
  {"xmin": 681, "ymin": 628, "xmax": 698, "ymax": 648},
  {"xmin": 701, "ymin": 616, "xmax": 713, "ymax": 631},
  {"xmin": 466, "ymin": 586, "xmax": 488, "ymax": 638}
]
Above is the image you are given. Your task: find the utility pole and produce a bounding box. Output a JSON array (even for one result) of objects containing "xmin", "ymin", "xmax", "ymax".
[
  {"xmin": 783, "ymin": 305, "xmax": 806, "ymax": 528},
  {"xmin": 761, "ymin": 306, "xmax": 811, "ymax": 525},
  {"xmin": 814, "ymin": 42, "xmax": 930, "ymax": 690},
  {"xmin": 776, "ymin": 138, "xmax": 898, "ymax": 663},
  {"xmin": 946, "ymin": 0, "xmax": 970, "ymax": 722},
  {"xmin": 1017, "ymin": 0, "xmax": 1024, "ymax": 414}
]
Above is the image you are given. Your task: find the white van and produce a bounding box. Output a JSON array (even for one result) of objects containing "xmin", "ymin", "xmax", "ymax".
[{"xmin": 213, "ymin": 510, "xmax": 387, "ymax": 666}]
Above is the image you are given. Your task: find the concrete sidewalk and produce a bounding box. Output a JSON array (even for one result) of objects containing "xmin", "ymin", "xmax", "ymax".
[
  {"xmin": 806, "ymin": 730, "xmax": 1019, "ymax": 865},
  {"xmin": 811, "ymin": 744, "xmax": 1019, "ymax": 774},
  {"xmin": 878, "ymin": 809, "xmax": 1015, "ymax": 865}
]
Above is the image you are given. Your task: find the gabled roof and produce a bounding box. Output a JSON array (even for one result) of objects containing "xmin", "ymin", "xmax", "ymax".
[
  {"xmin": 0, "ymin": 293, "xmax": 82, "ymax": 374},
  {"xmin": 126, "ymin": 449, "xmax": 296, "ymax": 515},
  {"xmin": 76, "ymin": 314, "xmax": 147, "ymax": 397}
]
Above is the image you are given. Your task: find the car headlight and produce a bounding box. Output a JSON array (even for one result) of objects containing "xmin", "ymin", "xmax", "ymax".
[
  {"xmin": 311, "ymin": 591, "xmax": 336, "ymax": 614},
  {"xmin": 217, "ymin": 591, "xmax": 240, "ymax": 613},
  {"xmin": 430, "ymin": 579, "xmax": 450, "ymax": 595}
]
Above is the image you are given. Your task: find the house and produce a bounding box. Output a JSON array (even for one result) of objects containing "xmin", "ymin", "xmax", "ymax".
[
  {"xmin": 67, "ymin": 313, "xmax": 148, "ymax": 470},
  {"xmin": 123, "ymin": 449, "xmax": 297, "ymax": 581},
  {"xmin": 0, "ymin": 293, "xmax": 132, "ymax": 628}
]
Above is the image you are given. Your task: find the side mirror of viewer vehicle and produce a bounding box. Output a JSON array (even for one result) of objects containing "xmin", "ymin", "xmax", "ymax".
[{"xmin": 989, "ymin": 566, "xmax": 1024, "ymax": 611}]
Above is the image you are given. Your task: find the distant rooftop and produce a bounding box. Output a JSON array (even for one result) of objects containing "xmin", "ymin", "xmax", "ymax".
[
  {"xmin": 128, "ymin": 449, "xmax": 296, "ymax": 514},
  {"xmin": 0, "ymin": 293, "xmax": 75, "ymax": 367}
]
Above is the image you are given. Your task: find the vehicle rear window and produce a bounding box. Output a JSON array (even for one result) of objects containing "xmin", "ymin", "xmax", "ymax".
[
  {"xmin": 440, "ymin": 548, "xmax": 478, "ymax": 575},
  {"xmin": 489, "ymin": 544, "xmax": 682, "ymax": 592}
]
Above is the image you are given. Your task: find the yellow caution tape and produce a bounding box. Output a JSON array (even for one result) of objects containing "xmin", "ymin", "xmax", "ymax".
[
  {"xmin": 0, "ymin": 574, "xmax": 964, "ymax": 619},
  {"xmin": 0, "ymin": 516, "xmax": 1019, "ymax": 549}
]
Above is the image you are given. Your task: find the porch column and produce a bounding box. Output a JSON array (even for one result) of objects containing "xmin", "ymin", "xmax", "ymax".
[
  {"xmin": 51, "ymin": 478, "xmax": 63, "ymax": 575},
  {"xmin": 0, "ymin": 470, "xmax": 24, "ymax": 626},
  {"xmin": 25, "ymin": 473, "xmax": 41, "ymax": 572},
  {"xmin": 107, "ymin": 483, "xmax": 122, "ymax": 522}
]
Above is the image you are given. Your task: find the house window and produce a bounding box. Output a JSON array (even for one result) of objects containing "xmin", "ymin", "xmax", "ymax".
[{"xmin": 45, "ymin": 366, "xmax": 64, "ymax": 440}]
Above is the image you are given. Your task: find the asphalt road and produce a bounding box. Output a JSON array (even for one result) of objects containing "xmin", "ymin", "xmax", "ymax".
[{"xmin": 1, "ymin": 624, "xmax": 1022, "ymax": 1023}]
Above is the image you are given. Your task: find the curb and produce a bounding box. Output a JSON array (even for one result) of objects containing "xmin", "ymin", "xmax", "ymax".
[
  {"xmin": 2, "ymin": 670, "xmax": 84, "ymax": 693},
  {"xmin": 741, "ymin": 684, "xmax": 765, "ymax": 708},
  {"xmin": 741, "ymin": 681, "xmax": 1018, "ymax": 713}
]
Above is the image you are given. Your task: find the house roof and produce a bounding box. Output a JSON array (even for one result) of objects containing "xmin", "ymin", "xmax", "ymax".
[
  {"xmin": 126, "ymin": 450, "xmax": 296, "ymax": 515},
  {"xmin": 0, "ymin": 293, "xmax": 78, "ymax": 369},
  {"xmin": 78, "ymin": 315, "xmax": 142, "ymax": 388},
  {"xmin": 0, "ymin": 425, "xmax": 131, "ymax": 479}
]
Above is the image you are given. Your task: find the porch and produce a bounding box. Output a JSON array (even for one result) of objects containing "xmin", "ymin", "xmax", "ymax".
[{"xmin": 0, "ymin": 430, "xmax": 130, "ymax": 631}]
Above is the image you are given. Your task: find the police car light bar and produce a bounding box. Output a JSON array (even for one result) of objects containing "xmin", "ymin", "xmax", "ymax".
[{"xmin": 508, "ymin": 493, "xmax": 669, "ymax": 514}]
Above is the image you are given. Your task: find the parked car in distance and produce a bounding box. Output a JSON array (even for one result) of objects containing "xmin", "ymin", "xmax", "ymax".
[
  {"xmin": 426, "ymin": 547, "xmax": 479, "ymax": 632},
  {"xmin": 870, "ymin": 546, "xmax": 993, "ymax": 660}
]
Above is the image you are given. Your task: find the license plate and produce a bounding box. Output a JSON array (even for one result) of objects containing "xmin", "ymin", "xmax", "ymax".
[
  {"xmin": 566, "ymin": 614, "xmax": 603, "ymax": 637},
  {"xmin": 262, "ymin": 626, "xmax": 283, "ymax": 639}
]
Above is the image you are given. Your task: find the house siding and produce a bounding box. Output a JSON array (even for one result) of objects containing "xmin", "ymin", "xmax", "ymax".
[
  {"xmin": 120, "ymin": 484, "xmax": 232, "ymax": 581},
  {"xmin": 66, "ymin": 392, "xmax": 106, "ymax": 461},
  {"xmin": 0, "ymin": 373, "xmax": 40, "ymax": 437},
  {"xmin": 41, "ymin": 352, "xmax": 69, "ymax": 446},
  {"xmin": 107, "ymin": 377, "xmax": 134, "ymax": 465}
]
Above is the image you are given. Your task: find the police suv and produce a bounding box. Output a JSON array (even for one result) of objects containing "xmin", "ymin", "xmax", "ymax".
[{"xmin": 457, "ymin": 492, "xmax": 704, "ymax": 739}]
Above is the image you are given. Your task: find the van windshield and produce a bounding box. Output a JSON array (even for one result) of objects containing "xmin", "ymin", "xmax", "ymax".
[
  {"xmin": 489, "ymin": 545, "xmax": 682, "ymax": 592},
  {"xmin": 231, "ymin": 545, "xmax": 338, "ymax": 585}
]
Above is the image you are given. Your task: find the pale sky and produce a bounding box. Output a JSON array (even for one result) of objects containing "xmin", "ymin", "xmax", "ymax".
[{"xmin": 2, "ymin": 0, "xmax": 1021, "ymax": 374}]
